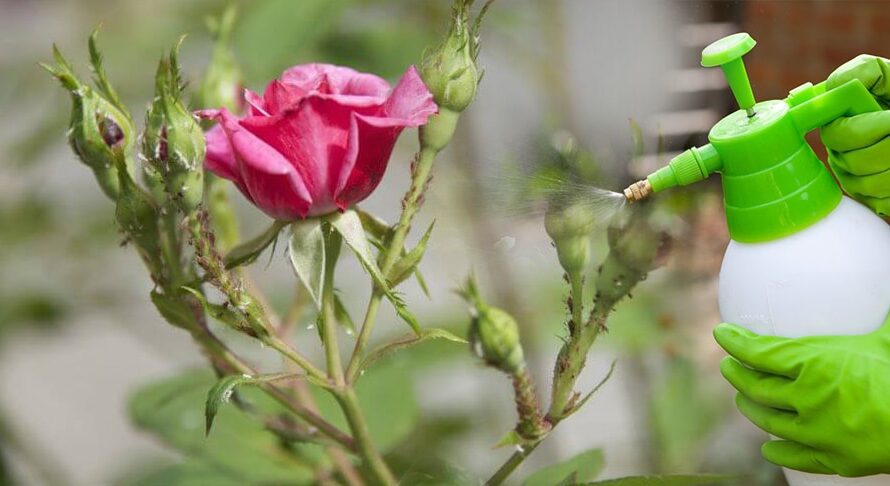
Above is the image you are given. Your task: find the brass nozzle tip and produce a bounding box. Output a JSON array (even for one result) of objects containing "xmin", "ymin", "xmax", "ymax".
[{"xmin": 623, "ymin": 179, "xmax": 652, "ymax": 202}]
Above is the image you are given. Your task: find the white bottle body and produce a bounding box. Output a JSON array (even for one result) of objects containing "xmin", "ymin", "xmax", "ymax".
[{"xmin": 718, "ymin": 197, "xmax": 890, "ymax": 486}]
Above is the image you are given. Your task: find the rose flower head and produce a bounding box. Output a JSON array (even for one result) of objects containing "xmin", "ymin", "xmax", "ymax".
[{"xmin": 199, "ymin": 64, "xmax": 437, "ymax": 220}]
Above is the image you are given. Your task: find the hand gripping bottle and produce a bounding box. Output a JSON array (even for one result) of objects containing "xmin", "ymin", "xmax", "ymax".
[{"xmin": 624, "ymin": 33, "xmax": 890, "ymax": 486}]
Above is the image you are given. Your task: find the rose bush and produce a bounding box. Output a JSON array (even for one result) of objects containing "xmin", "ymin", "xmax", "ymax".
[{"xmin": 199, "ymin": 63, "xmax": 437, "ymax": 220}]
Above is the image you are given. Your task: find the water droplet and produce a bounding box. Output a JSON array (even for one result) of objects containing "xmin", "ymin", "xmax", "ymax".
[
  {"xmin": 515, "ymin": 445, "xmax": 525, "ymax": 453},
  {"xmin": 493, "ymin": 236, "xmax": 516, "ymax": 252},
  {"xmin": 307, "ymin": 324, "xmax": 315, "ymax": 330}
]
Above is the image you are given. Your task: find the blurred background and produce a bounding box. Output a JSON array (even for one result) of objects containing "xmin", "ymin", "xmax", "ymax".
[{"xmin": 0, "ymin": 0, "xmax": 886, "ymax": 484}]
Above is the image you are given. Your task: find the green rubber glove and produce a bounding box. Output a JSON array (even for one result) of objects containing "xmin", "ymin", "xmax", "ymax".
[
  {"xmin": 821, "ymin": 54, "xmax": 890, "ymax": 216},
  {"xmin": 713, "ymin": 310, "xmax": 890, "ymax": 477}
]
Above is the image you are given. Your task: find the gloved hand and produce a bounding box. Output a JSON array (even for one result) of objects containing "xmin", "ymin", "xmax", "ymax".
[
  {"xmin": 821, "ymin": 54, "xmax": 890, "ymax": 216},
  {"xmin": 713, "ymin": 311, "xmax": 890, "ymax": 477}
]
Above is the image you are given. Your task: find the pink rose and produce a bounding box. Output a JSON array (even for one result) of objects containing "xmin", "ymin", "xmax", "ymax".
[{"xmin": 199, "ymin": 64, "xmax": 437, "ymax": 219}]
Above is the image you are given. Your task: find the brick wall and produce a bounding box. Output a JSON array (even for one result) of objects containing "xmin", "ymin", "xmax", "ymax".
[{"xmin": 742, "ymin": 0, "xmax": 889, "ymax": 100}]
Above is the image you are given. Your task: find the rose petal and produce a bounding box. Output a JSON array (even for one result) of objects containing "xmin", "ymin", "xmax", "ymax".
[
  {"xmin": 244, "ymin": 89, "xmax": 270, "ymax": 116},
  {"xmin": 241, "ymin": 96, "xmax": 353, "ymax": 214},
  {"xmin": 206, "ymin": 108, "xmax": 314, "ymax": 220},
  {"xmin": 204, "ymin": 123, "xmax": 240, "ymax": 183},
  {"xmin": 335, "ymin": 113, "xmax": 406, "ymax": 208},
  {"xmin": 279, "ymin": 63, "xmax": 389, "ymax": 108},
  {"xmin": 262, "ymin": 79, "xmax": 308, "ymax": 114},
  {"xmin": 382, "ymin": 65, "xmax": 438, "ymax": 126}
]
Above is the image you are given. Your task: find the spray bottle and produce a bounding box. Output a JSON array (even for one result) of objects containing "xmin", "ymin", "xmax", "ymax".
[{"xmin": 624, "ymin": 33, "xmax": 890, "ymax": 486}]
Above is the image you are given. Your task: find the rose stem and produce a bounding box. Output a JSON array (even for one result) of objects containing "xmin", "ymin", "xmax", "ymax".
[
  {"xmin": 345, "ymin": 146, "xmax": 438, "ymax": 382},
  {"xmin": 322, "ymin": 228, "xmax": 396, "ymax": 485}
]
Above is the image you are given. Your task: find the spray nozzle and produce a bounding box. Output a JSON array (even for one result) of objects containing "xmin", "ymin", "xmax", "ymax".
[
  {"xmin": 624, "ymin": 145, "xmax": 722, "ymax": 202},
  {"xmin": 702, "ymin": 32, "xmax": 757, "ymax": 117}
]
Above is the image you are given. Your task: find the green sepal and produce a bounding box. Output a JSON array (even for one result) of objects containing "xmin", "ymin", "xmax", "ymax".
[
  {"xmin": 88, "ymin": 28, "xmax": 128, "ymax": 118},
  {"xmin": 287, "ymin": 219, "xmax": 326, "ymax": 308},
  {"xmin": 224, "ymin": 220, "xmax": 287, "ymax": 269}
]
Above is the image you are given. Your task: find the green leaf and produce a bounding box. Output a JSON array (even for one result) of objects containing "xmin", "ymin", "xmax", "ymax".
[
  {"xmin": 327, "ymin": 210, "xmax": 420, "ymax": 333},
  {"xmin": 150, "ymin": 290, "xmax": 198, "ymax": 330},
  {"xmin": 205, "ymin": 373, "xmax": 296, "ymax": 436},
  {"xmin": 128, "ymin": 369, "xmax": 315, "ymax": 484},
  {"xmin": 389, "ymin": 220, "xmax": 435, "ymax": 287},
  {"xmin": 117, "ymin": 459, "xmax": 244, "ymax": 486},
  {"xmin": 585, "ymin": 474, "xmax": 737, "ymax": 485},
  {"xmin": 333, "ymin": 292, "xmax": 356, "ymax": 335},
  {"xmin": 523, "ymin": 449, "xmax": 605, "ymax": 486},
  {"xmin": 359, "ymin": 328, "xmax": 466, "ymax": 374},
  {"xmin": 287, "ymin": 219, "xmax": 326, "ymax": 308},
  {"xmin": 180, "ymin": 287, "xmax": 247, "ymax": 334},
  {"xmin": 204, "ymin": 374, "xmax": 249, "ymax": 436},
  {"xmin": 224, "ymin": 220, "xmax": 287, "ymax": 270}
]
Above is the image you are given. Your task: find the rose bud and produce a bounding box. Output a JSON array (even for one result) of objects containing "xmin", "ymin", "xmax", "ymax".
[
  {"xmin": 198, "ymin": 63, "xmax": 436, "ymax": 220},
  {"xmin": 143, "ymin": 43, "xmax": 206, "ymax": 213},
  {"xmin": 194, "ymin": 5, "xmax": 244, "ymax": 114},
  {"xmin": 462, "ymin": 276, "xmax": 526, "ymax": 374},
  {"xmin": 418, "ymin": 0, "xmax": 492, "ymax": 152},
  {"xmin": 43, "ymin": 41, "xmax": 135, "ymax": 200},
  {"xmin": 544, "ymin": 201, "xmax": 595, "ymax": 278}
]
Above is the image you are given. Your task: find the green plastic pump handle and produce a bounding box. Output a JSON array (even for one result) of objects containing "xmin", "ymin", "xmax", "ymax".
[
  {"xmin": 701, "ymin": 33, "xmax": 757, "ymax": 115},
  {"xmin": 643, "ymin": 32, "xmax": 882, "ymax": 243}
]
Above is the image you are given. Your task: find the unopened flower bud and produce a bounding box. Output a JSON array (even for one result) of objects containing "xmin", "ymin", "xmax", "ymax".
[
  {"xmin": 194, "ymin": 5, "xmax": 244, "ymax": 113},
  {"xmin": 419, "ymin": 4, "xmax": 479, "ymax": 114},
  {"xmin": 43, "ymin": 40, "xmax": 135, "ymax": 200},
  {"xmin": 143, "ymin": 42, "xmax": 205, "ymax": 213},
  {"xmin": 419, "ymin": 0, "xmax": 494, "ymax": 152},
  {"xmin": 545, "ymin": 201, "xmax": 595, "ymax": 277},
  {"xmin": 462, "ymin": 276, "xmax": 525, "ymax": 374}
]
